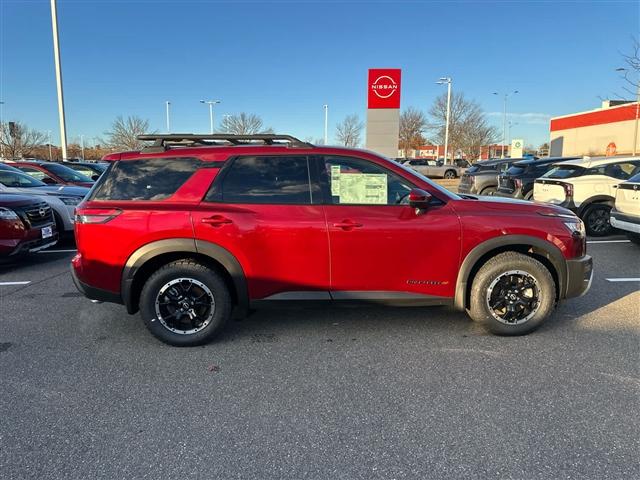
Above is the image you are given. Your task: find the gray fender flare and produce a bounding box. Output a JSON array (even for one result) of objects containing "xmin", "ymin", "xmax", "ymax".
[
  {"xmin": 121, "ymin": 238, "xmax": 248, "ymax": 314},
  {"xmin": 453, "ymin": 234, "xmax": 567, "ymax": 310}
]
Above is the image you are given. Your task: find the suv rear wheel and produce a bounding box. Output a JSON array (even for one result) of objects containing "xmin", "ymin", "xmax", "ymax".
[
  {"xmin": 444, "ymin": 170, "xmax": 456, "ymax": 179},
  {"xmin": 583, "ymin": 203, "xmax": 612, "ymax": 237},
  {"xmin": 467, "ymin": 252, "xmax": 556, "ymax": 335},
  {"xmin": 139, "ymin": 259, "xmax": 231, "ymax": 346},
  {"xmin": 480, "ymin": 186, "xmax": 497, "ymax": 196}
]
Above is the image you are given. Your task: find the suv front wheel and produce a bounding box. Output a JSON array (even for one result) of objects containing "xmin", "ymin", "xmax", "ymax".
[
  {"xmin": 139, "ymin": 259, "xmax": 232, "ymax": 346},
  {"xmin": 467, "ymin": 252, "xmax": 556, "ymax": 335}
]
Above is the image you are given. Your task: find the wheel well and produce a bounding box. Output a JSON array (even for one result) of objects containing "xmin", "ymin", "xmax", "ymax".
[
  {"xmin": 578, "ymin": 196, "xmax": 615, "ymax": 217},
  {"xmin": 463, "ymin": 244, "xmax": 560, "ymax": 309},
  {"xmin": 128, "ymin": 251, "xmax": 238, "ymax": 314},
  {"xmin": 445, "ymin": 169, "xmax": 456, "ymax": 177}
]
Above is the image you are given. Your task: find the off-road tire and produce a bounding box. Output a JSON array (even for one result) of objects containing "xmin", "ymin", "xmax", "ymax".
[
  {"xmin": 139, "ymin": 259, "xmax": 231, "ymax": 346},
  {"xmin": 583, "ymin": 203, "xmax": 613, "ymax": 237},
  {"xmin": 480, "ymin": 186, "xmax": 497, "ymax": 196},
  {"xmin": 467, "ymin": 252, "xmax": 556, "ymax": 336}
]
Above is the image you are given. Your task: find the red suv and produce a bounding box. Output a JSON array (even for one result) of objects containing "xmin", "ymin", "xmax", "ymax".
[{"xmin": 71, "ymin": 134, "xmax": 593, "ymax": 346}]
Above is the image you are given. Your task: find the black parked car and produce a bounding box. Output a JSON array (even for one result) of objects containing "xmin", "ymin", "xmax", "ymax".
[
  {"xmin": 496, "ymin": 157, "xmax": 580, "ymax": 200},
  {"xmin": 458, "ymin": 158, "xmax": 526, "ymax": 196}
]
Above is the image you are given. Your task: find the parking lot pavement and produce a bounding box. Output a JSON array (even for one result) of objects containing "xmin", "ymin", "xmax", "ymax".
[{"xmin": 0, "ymin": 240, "xmax": 638, "ymax": 479}]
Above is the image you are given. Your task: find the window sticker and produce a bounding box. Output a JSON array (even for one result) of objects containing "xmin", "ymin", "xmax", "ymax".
[
  {"xmin": 339, "ymin": 173, "xmax": 387, "ymax": 204},
  {"xmin": 330, "ymin": 165, "xmax": 341, "ymax": 196}
]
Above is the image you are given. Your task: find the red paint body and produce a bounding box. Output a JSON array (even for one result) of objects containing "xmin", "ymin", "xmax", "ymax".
[{"xmin": 72, "ymin": 145, "xmax": 585, "ymax": 302}]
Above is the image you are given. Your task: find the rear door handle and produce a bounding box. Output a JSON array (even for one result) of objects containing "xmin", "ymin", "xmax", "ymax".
[
  {"xmin": 202, "ymin": 215, "xmax": 233, "ymax": 227},
  {"xmin": 333, "ymin": 220, "xmax": 363, "ymax": 229}
]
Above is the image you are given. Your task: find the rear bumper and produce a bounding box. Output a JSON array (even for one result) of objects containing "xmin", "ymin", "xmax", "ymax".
[
  {"xmin": 71, "ymin": 263, "xmax": 123, "ymax": 304},
  {"xmin": 610, "ymin": 210, "xmax": 640, "ymax": 234},
  {"xmin": 564, "ymin": 255, "xmax": 593, "ymax": 299}
]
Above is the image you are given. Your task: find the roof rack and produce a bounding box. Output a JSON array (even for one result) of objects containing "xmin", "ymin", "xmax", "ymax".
[{"xmin": 137, "ymin": 134, "xmax": 313, "ymax": 153}]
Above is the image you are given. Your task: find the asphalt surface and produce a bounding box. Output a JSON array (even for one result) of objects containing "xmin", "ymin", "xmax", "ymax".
[{"xmin": 1, "ymin": 237, "xmax": 639, "ymax": 479}]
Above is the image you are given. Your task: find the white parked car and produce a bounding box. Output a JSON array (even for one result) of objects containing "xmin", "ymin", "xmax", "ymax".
[
  {"xmin": 0, "ymin": 168, "xmax": 89, "ymax": 234},
  {"xmin": 533, "ymin": 156, "xmax": 640, "ymax": 236},
  {"xmin": 611, "ymin": 171, "xmax": 640, "ymax": 245}
]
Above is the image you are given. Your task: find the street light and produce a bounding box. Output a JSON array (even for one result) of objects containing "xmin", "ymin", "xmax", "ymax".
[
  {"xmin": 80, "ymin": 134, "xmax": 85, "ymax": 160},
  {"xmin": 615, "ymin": 67, "xmax": 639, "ymax": 155},
  {"xmin": 323, "ymin": 104, "xmax": 328, "ymax": 145},
  {"xmin": 436, "ymin": 77, "xmax": 452, "ymax": 164},
  {"xmin": 50, "ymin": 0, "xmax": 68, "ymax": 160},
  {"xmin": 507, "ymin": 121, "xmax": 518, "ymax": 146},
  {"xmin": 165, "ymin": 101, "xmax": 171, "ymax": 133},
  {"xmin": 0, "ymin": 101, "xmax": 4, "ymax": 160},
  {"xmin": 200, "ymin": 100, "xmax": 221, "ymax": 134},
  {"xmin": 493, "ymin": 90, "xmax": 518, "ymax": 158},
  {"xmin": 47, "ymin": 130, "xmax": 52, "ymax": 161}
]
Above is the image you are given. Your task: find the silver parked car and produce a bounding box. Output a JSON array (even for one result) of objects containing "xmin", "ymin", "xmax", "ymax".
[
  {"xmin": 402, "ymin": 158, "xmax": 470, "ymax": 179},
  {"xmin": 0, "ymin": 168, "xmax": 89, "ymax": 234}
]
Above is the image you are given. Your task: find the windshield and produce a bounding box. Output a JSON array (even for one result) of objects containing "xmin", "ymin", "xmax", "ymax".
[
  {"xmin": 45, "ymin": 163, "xmax": 94, "ymax": 183},
  {"xmin": 0, "ymin": 170, "xmax": 47, "ymax": 188},
  {"xmin": 542, "ymin": 165, "xmax": 586, "ymax": 179}
]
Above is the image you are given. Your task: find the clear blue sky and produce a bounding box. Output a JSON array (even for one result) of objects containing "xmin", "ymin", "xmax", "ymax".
[{"xmin": 1, "ymin": 0, "xmax": 638, "ymax": 148}]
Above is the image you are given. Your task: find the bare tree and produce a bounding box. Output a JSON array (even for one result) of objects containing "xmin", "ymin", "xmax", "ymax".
[
  {"xmin": 0, "ymin": 121, "xmax": 46, "ymax": 159},
  {"xmin": 104, "ymin": 116, "xmax": 151, "ymax": 150},
  {"xmin": 335, "ymin": 114, "xmax": 363, "ymax": 147},
  {"xmin": 428, "ymin": 92, "xmax": 498, "ymax": 161},
  {"xmin": 399, "ymin": 107, "xmax": 428, "ymax": 157},
  {"xmin": 619, "ymin": 37, "xmax": 640, "ymax": 97},
  {"xmin": 220, "ymin": 113, "xmax": 273, "ymax": 135}
]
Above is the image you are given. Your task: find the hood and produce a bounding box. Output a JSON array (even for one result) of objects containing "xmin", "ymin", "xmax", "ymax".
[
  {"xmin": 458, "ymin": 194, "xmax": 576, "ymax": 216},
  {"xmin": 0, "ymin": 193, "xmax": 44, "ymax": 208},
  {"xmin": 30, "ymin": 185, "xmax": 90, "ymax": 197}
]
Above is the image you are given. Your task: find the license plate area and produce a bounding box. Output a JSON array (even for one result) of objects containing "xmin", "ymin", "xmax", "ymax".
[{"xmin": 42, "ymin": 226, "xmax": 53, "ymax": 239}]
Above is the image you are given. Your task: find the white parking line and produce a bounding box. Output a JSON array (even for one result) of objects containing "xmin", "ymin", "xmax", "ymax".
[
  {"xmin": 588, "ymin": 240, "xmax": 631, "ymax": 244},
  {"xmin": 0, "ymin": 281, "xmax": 31, "ymax": 286},
  {"xmin": 38, "ymin": 249, "xmax": 77, "ymax": 254},
  {"xmin": 606, "ymin": 278, "xmax": 640, "ymax": 282}
]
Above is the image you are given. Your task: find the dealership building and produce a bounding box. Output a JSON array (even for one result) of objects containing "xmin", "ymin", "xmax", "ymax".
[{"xmin": 550, "ymin": 100, "xmax": 639, "ymax": 157}]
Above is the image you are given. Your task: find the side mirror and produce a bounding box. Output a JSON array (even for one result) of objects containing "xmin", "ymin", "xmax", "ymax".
[
  {"xmin": 409, "ymin": 188, "xmax": 432, "ymax": 210},
  {"xmin": 91, "ymin": 174, "xmax": 100, "ymax": 181}
]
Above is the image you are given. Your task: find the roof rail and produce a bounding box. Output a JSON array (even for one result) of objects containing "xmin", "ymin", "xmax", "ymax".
[{"xmin": 137, "ymin": 133, "xmax": 314, "ymax": 153}]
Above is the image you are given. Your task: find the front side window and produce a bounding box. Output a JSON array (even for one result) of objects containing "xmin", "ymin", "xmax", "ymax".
[
  {"xmin": 219, "ymin": 156, "xmax": 313, "ymax": 204},
  {"xmin": 91, "ymin": 157, "xmax": 200, "ymax": 201},
  {"xmin": 321, "ymin": 156, "xmax": 413, "ymax": 205}
]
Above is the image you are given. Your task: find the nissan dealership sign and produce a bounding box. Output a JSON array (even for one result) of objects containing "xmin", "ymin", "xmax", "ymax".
[{"xmin": 366, "ymin": 69, "xmax": 401, "ymax": 158}]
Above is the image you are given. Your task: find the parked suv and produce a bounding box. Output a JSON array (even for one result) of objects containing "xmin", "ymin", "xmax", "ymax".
[
  {"xmin": 1, "ymin": 193, "xmax": 57, "ymax": 257},
  {"xmin": 610, "ymin": 170, "xmax": 640, "ymax": 244},
  {"xmin": 534, "ymin": 156, "xmax": 640, "ymax": 236},
  {"xmin": 402, "ymin": 159, "xmax": 467, "ymax": 179},
  {"xmin": 496, "ymin": 157, "xmax": 580, "ymax": 200},
  {"xmin": 72, "ymin": 134, "xmax": 592, "ymax": 346},
  {"xmin": 458, "ymin": 158, "xmax": 522, "ymax": 196},
  {"xmin": 11, "ymin": 161, "xmax": 94, "ymax": 187}
]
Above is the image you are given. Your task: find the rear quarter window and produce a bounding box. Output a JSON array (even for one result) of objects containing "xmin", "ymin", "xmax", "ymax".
[{"xmin": 90, "ymin": 157, "xmax": 201, "ymax": 201}]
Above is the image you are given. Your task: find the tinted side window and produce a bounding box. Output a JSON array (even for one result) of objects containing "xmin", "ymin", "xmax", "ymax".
[
  {"xmin": 219, "ymin": 156, "xmax": 313, "ymax": 204},
  {"xmin": 321, "ymin": 156, "xmax": 413, "ymax": 205},
  {"xmin": 91, "ymin": 157, "xmax": 200, "ymax": 201}
]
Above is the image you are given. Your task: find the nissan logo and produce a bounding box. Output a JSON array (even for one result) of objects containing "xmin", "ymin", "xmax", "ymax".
[
  {"xmin": 39, "ymin": 207, "xmax": 46, "ymax": 217},
  {"xmin": 371, "ymin": 75, "xmax": 398, "ymax": 99}
]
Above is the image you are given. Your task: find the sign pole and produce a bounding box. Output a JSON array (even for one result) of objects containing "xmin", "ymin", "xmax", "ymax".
[{"xmin": 50, "ymin": 0, "xmax": 68, "ymax": 161}]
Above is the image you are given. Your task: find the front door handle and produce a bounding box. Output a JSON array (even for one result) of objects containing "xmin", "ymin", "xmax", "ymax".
[
  {"xmin": 333, "ymin": 219, "xmax": 363, "ymax": 230},
  {"xmin": 202, "ymin": 215, "xmax": 233, "ymax": 227}
]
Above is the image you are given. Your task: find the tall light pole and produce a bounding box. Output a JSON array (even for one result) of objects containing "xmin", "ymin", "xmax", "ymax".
[
  {"xmin": 616, "ymin": 67, "xmax": 639, "ymax": 155},
  {"xmin": 200, "ymin": 100, "xmax": 221, "ymax": 134},
  {"xmin": 0, "ymin": 101, "xmax": 4, "ymax": 160},
  {"xmin": 165, "ymin": 101, "xmax": 171, "ymax": 133},
  {"xmin": 323, "ymin": 104, "xmax": 328, "ymax": 145},
  {"xmin": 437, "ymin": 77, "xmax": 452, "ymax": 164},
  {"xmin": 50, "ymin": 0, "xmax": 68, "ymax": 160},
  {"xmin": 493, "ymin": 90, "xmax": 518, "ymax": 158},
  {"xmin": 80, "ymin": 134, "xmax": 85, "ymax": 160},
  {"xmin": 47, "ymin": 130, "xmax": 52, "ymax": 161},
  {"xmin": 507, "ymin": 121, "xmax": 518, "ymax": 146}
]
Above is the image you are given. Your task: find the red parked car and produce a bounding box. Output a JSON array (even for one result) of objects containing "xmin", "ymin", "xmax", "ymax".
[
  {"xmin": 1, "ymin": 193, "xmax": 58, "ymax": 257},
  {"xmin": 71, "ymin": 134, "xmax": 593, "ymax": 346},
  {"xmin": 10, "ymin": 161, "xmax": 94, "ymax": 187}
]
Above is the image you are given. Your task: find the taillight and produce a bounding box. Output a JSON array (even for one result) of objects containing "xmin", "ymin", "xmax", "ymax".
[
  {"xmin": 563, "ymin": 183, "xmax": 574, "ymax": 197},
  {"xmin": 75, "ymin": 208, "xmax": 121, "ymax": 224}
]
